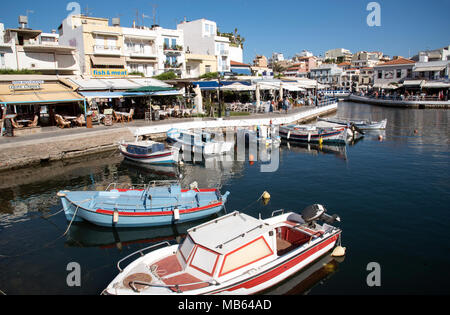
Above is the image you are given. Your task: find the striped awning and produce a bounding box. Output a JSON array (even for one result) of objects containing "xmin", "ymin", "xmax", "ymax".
[{"xmin": 90, "ymin": 55, "xmax": 126, "ymax": 67}]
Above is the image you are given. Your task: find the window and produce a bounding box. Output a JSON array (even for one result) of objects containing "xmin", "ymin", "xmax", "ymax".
[
  {"xmin": 164, "ymin": 38, "xmax": 170, "ymax": 49},
  {"xmin": 189, "ymin": 246, "xmax": 220, "ymax": 276},
  {"xmin": 219, "ymin": 237, "xmax": 273, "ymax": 277},
  {"xmin": 396, "ymin": 69, "xmax": 402, "ymax": 78},
  {"xmin": 171, "ymin": 38, "xmax": 176, "ymax": 49},
  {"xmin": 179, "ymin": 236, "xmax": 195, "ymax": 262},
  {"xmin": 186, "ymin": 66, "xmax": 191, "ymax": 75},
  {"xmin": 407, "ymin": 69, "xmax": 412, "ymax": 78},
  {"xmin": 378, "ymin": 71, "xmax": 382, "ymax": 79},
  {"xmin": 205, "ymin": 65, "xmax": 211, "ymax": 73},
  {"xmin": 0, "ymin": 53, "xmax": 5, "ymax": 67}
]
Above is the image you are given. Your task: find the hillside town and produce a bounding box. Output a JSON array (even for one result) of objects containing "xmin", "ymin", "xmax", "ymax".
[{"xmin": 0, "ymin": 13, "xmax": 449, "ymax": 136}]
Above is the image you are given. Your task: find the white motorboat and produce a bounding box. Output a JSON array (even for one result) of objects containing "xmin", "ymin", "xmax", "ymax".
[
  {"xmin": 167, "ymin": 128, "xmax": 233, "ymax": 156},
  {"xmin": 103, "ymin": 204, "xmax": 343, "ymax": 295},
  {"xmin": 237, "ymin": 126, "xmax": 281, "ymax": 147},
  {"xmin": 318, "ymin": 117, "xmax": 387, "ymax": 130}
]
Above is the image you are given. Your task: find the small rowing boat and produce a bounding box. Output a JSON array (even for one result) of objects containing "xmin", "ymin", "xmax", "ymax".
[
  {"xmin": 279, "ymin": 125, "xmax": 348, "ymax": 144},
  {"xmin": 318, "ymin": 117, "xmax": 387, "ymax": 130},
  {"xmin": 102, "ymin": 204, "xmax": 343, "ymax": 295},
  {"xmin": 119, "ymin": 140, "xmax": 179, "ymax": 164},
  {"xmin": 57, "ymin": 181, "xmax": 230, "ymax": 228}
]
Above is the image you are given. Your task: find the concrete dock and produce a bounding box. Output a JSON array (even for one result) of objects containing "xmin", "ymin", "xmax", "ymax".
[{"xmin": 0, "ymin": 104, "xmax": 337, "ymax": 172}]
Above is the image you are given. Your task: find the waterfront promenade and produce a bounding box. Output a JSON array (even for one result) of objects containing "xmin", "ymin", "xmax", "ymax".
[{"xmin": 0, "ymin": 104, "xmax": 337, "ymax": 172}]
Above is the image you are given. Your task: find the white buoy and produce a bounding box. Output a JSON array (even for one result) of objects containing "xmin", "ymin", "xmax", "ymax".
[
  {"xmin": 173, "ymin": 208, "xmax": 180, "ymax": 221},
  {"xmin": 331, "ymin": 246, "xmax": 346, "ymax": 257}
]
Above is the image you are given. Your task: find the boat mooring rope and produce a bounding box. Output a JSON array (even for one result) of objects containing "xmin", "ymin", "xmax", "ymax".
[
  {"xmin": 41, "ymin": 208, "xmax": 65, "ymax": 219},
  {"xmin": 62, "ymin": 205, "xmax": 80, "ymax": 237}
]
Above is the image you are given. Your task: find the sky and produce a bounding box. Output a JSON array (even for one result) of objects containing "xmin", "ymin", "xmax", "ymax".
[{"xmin": 1, "ymin": 0, "xmax": 449, "ymax": 63}]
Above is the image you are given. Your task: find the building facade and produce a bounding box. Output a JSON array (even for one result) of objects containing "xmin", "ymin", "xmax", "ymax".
[
  {"xmin": 177, "ymin": 19, "xmax": 243, "ymax": 74},
  {"xmin": 1, "ymin": 19, "xmax": 79, "ymax": 75},
  {"xmin": 373, "ymin": 57, "xmax": 415, "ymax": 88}
]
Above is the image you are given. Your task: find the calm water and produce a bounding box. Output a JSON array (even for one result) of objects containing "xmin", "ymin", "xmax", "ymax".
[{"xmin": 0, "ymin": 102, "xmax": 449, "ymax": 295}]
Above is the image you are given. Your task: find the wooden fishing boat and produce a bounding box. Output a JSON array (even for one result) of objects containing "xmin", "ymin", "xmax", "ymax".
[
  {"xmin": 57, "ymin": 181, "xmax": 230, "ymax": 228},
  {"xmin": 102, "ymin": 204, "xmax": 343, "ymax": 295},
  {"xmin": 119, "ymin": 140, "xmax": 179, "ymax": 164},
  {"xmin": 279, "ymin": 125, "xmax": 348, "ymax": 144},
  {"xmin": 318, "ymin": 117, "xmax": 387, "ymax": 130},
  {"xmin": 166, "ymin": 128, "xmax": 233, "ymax": 156}
]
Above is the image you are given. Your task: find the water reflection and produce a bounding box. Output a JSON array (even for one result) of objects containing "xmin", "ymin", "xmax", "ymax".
[
  {"xmin": 283, "ymin": 141, "xmax": 348, "ymax": 161},
  {"xmin": 264, "ymin": 253, "xmax": 344, "ymax": 295},
  {"xmin": 65, "ymin": 211, "xmax": 225, "ymax": 249}
]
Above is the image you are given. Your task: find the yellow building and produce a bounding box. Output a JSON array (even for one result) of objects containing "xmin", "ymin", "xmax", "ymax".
[{"xmin": 184, "ymin": 54, "xmax": 218, "ymax": 78}]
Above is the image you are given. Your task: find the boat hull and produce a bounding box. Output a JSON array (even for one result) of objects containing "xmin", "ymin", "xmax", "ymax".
[
  {"xmin": 318, "ymin": 117, "xmax": 387, "ymax": 130},
  {"xmin": 279, "ymin": 127, "xmax": 347, "ymax": 144},
  {"xmin": 119, "ymin": 144, "xmax": 179, "ymax": 164},
  {"xmin": 59, "ymin": 189, "xmax": 230, "ymax": 228}
]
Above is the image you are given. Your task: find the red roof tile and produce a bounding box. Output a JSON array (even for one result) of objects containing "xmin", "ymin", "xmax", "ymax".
[
  {"xmin": 378, "ymin": 58, "xmax": 415, "ymax": 66},
  {"xmin": 230, "ymin": 60, "xmax": 251, "ymax": 67}
]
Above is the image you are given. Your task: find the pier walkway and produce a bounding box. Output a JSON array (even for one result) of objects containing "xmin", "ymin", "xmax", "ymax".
[{"xmin": 0, "ymin": 103, "xmax": 337, "ymax": 172}]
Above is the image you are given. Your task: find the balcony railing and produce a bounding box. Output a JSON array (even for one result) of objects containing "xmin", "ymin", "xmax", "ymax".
[
  {"xmin": 163, "ymin": 44, "xmax": 183, "ymax": 53},
  {"xmin": 93, "ymin": 45, "xmax": 121, "ymax": 55},
  {"xmin": 164, "ymin": 62, "xmax": 183, "ymax": 69}
]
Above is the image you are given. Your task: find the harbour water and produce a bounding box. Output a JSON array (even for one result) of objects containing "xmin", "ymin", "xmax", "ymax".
[{"xmin": 0, "ymin": 101, "xmax": 449, "ymax": 295}]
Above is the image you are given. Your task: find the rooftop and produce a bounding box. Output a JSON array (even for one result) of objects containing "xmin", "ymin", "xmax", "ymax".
[{"xmin": 377, "ymin": 57, "xmax": 415, "ymax": 66}]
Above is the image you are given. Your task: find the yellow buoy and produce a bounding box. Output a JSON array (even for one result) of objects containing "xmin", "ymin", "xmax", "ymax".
[
  {"xmin": 262, "ymin": 191, "xmax": 271, "ymax": 200},
  {"xmin": 331, "ymin": 246, "xmax": 346, "ymax": 257},
  {"xmin": 318, "ymin": 137, "xmax": 324, "ymax": 145}
]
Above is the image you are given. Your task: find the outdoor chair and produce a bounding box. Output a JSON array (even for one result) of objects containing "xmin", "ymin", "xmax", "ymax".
[
  {"xmin": 55, "ymin": 114, "xmax": 71, "ymax": 128},
  {"xmin": 122, "ymin": 108, "xmax": 134, "ymax": 122},
  {"xmin": 29, "ymin": 115, "xmax": 39, "ymax": 127},
  {"xmin": 11, "ymin": 119, "xmax": 23, "ymax": 129},
  {"xmin": 74, "ymin": 114, "xmax": 86, "ymax": 127},
  {"xmin": 113, "ymin": 110, "xmax": 124, "ymax": 123}
]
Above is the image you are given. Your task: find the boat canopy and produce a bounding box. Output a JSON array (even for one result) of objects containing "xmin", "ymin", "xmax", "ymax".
[{"xmin": 187, "ymin": 212, "xmax": 273, "ymax": 255}]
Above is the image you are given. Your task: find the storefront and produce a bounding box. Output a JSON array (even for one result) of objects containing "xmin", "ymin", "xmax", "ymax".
[{"xmin": 0, "ymin": 76, "xmax": 85, "ymax": 135}]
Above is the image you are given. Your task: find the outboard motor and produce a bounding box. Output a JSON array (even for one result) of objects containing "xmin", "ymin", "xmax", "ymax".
[{"xmin": 301, "ymin": 204, "xmax": 341, "ymax": 228}]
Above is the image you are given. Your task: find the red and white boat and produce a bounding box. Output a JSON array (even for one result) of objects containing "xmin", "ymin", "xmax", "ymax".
[{"xmin": 103, "ymin": 204, "xmax": 343, "ymax": 295}]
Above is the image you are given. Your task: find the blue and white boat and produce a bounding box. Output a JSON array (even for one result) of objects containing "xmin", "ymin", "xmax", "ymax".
[
  {"xmin": 57, "ymin": 181, "xmax": 230, "ymax": 228},
  {"xmin": 119, "ymin": 140, "xmax": 179, "ymax": 164},
  {"xmin": 166, "ymin": 128, "xmax": 233, "ymax": 156}
]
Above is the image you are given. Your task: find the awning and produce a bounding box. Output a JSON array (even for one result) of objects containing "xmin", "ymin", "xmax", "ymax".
[
  {"xmin": 413, "ymin": 65, "xmax": 446, "ymax": 72},
  {"xmin": 403, "ymin": 80, "xmax": 425, "ymax": 87},
  {"xmin": 126, "ymin": 86, "xmax": 177, "ymax": 93},
  {"xmin": 90, "ymin": 55, "xmax": 126, "ymax": 67},
  {"xmin": 0, "ymin": 82, "xmax": 84, "ymax": 105},
  {"xmin": 79, "ymin": 91, "xmax": 125, "ymax": 99},
  {"xmin": 422, "ymin": 82, "xmax": 450, "ymax": 89},
  {"xmin": 220, "ymin": 82, "xmax": 255, "ymax": 91}
]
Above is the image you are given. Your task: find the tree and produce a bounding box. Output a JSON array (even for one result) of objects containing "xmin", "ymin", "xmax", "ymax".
[
  {"xmin": 153, "ymin": 71, "xmax": 177, "ymax": 80},
  {"xmin": 272, "ymin": 62, "xmax": 286, "ymax": 74}
]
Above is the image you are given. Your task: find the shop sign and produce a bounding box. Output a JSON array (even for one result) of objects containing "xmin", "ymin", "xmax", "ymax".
[
  {"xmin": 92, "ymin": 69, "xmax": 128, "ymax": 78},
  {"xmin": 9, "ymin": 80, "xmax": 44, "ymax": 91}
]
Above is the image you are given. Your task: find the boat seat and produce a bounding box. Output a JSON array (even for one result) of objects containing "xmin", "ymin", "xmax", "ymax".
[{"xmin": 276, "ymin": 237, "xmax": 293, "ymax": 256}]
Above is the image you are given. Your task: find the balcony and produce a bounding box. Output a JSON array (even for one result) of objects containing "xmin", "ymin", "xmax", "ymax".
[
  {"xmin": 218, "ymin": 50, "xmax": 229, "ymax": 56},
  {"xmin": 163, "ymin": 44, "xmax": 183, "ymax": 55},
  {"xmin": 93, "ymin": 45, "xmax": 122, "ymax": 56},
  {"xmin": 127, "ymin": 49, "xmax": 157, "ymax": 59},
  {"xmin": 164, "ymin": 61, "xmax": 183, "ymax": 70}
]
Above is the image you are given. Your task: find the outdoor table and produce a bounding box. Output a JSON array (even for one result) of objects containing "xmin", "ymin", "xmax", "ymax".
[{"xmin": 16, "ymin": 119, "xmax": 32, "ymax": 127}]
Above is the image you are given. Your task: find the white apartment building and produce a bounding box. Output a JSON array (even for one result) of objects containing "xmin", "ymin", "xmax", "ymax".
[
  {"xmin": 325, "ymin": 48, "xmax": 352, "ymax": 62},
  {"xmin": 177, "ymin": 19, "xmax": 241, "ymax": 73},
  {"xmin": 59, "ymin": 15, "xmax": 185, "ymax": 78},
  {"xmin": 309, "ymin": 64, "xmax": 343, "ymax": 87},
  {"xmin": 0, "ymin": 18, "xmax": 79, "ymax": 75}
]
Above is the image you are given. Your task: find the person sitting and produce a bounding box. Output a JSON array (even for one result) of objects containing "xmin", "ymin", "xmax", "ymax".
[{"xmin": 29, "ymin": 115, "xmax": 39, "ymax": 127}]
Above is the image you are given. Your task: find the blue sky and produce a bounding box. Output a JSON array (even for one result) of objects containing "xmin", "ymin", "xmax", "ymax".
[{"xmin": 1, "ymin": 0, "xmax": 449, "ymax": 63}]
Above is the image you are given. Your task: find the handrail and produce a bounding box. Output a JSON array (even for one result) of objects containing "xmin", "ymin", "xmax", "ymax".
[
  {"xmin": 271, "ymin": 209, "xmax": 285, "ymax": 217},
  {"xmin": 128, "ymin": 279, "xmax": 217, "ymax": 293},
  {"xmin": 117, "ymin": 241, "xmax": 171, "ymax": 272}
]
